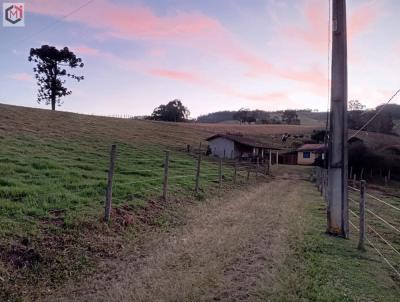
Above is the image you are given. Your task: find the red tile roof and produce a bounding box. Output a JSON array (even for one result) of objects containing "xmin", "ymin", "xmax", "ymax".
[
  {"xmin": 297, "ymin": 144, "xmax": 326, "ymax": 152},
  {"xmin": 206, "ymin": 134, "xmax": 280, "ymax": 149}
]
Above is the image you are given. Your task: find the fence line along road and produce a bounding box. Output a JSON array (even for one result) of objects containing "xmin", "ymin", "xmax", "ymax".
[
  {"xmin": 349, "ymin": 184, "xmax": 400, "ymax": 212},
  {"xmin": 348, "ymin": 196, "xmax": 400, "ymax": 235},
  {"xmin": 102, "ymin": 144, "xmax": 272, "ymax": 222},
  {"xmin": 315, "ymin": 168, "xmax": 400, "ymax": 279},
  {"xmin": 0, "ymin": 143, "xmax": 273, "ymax": 223},
  {"xmin": 349, "ymin": 207, "xmax": 400, "ymax": 257},
  {"xmin": 348, "ymin": 215, "xmax": 400, "ymax": 279}
]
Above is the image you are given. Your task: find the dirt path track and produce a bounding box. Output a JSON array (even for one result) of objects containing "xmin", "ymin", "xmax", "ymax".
[{"xmin": 43, "ymin": 177, "xmax": 307, "ymax": 302}]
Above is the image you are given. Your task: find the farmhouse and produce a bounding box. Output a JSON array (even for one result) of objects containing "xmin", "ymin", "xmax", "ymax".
[
  {"xmin": 297, "ymin": 144, "xmax": 326, "ymax": 165},
  {"xmin": 206, "ymin": 133, "xmax": 279, "ymax": 161}
]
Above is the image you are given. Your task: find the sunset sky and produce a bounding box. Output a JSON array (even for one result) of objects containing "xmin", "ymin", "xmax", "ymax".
[{"xmin": 0, "ymin": 0, "xmax": 399, "ymax": 117}]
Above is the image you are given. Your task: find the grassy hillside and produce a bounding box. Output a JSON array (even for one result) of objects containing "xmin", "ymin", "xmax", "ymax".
[
  {"xmin": 0, "ymin": 104, "xmax": 325, "ymax": 299},
  {"xmin": 296, "ymin": 111, "xmax": 327, "ymax": 126},
  {"xmin": 1, "ymin": 104, "xmax": 399, "ymax": 300},
  {"xmin": 0, "ymin": 104, "xmax": 243, "ymax": 300}
]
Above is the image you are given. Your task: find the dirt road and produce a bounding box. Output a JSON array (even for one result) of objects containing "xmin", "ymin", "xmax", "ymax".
[{"xmin": 42, "ymin": 176, "xmax": 309, "ymax": 302}]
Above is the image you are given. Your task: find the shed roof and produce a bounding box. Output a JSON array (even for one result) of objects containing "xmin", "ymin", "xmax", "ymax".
[
  {"xmin": 297, "ymin": 144, "xmax": 326, "ymax": 152},
  {"xmin": 206, "ymin": 134, "xmax": 280, "ymax": 150}
]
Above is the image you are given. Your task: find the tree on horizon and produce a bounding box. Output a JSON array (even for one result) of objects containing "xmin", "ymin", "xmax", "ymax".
[
  {"xmin": 150, "ymin": 99, "xmax": 190, "ymax": 122},
  {"xmin": 28, "ymin": 45, "xmax": 84, "ymax": 111}
]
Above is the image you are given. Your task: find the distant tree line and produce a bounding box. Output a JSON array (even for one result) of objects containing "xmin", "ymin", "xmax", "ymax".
[
  {"xmin": 196, "ymin": 111, "xmax": 237, "ymax": 123},
  {"xmin": 348, "ymin": 100, "xmax": 398, "ymax": 135},
  {"xmin": 233, "ymin": 109, "xmax": 300, "ymax": 125},
  {"xmin": 145, "ymin": 99, "xmax": 400, "ymax": 132},
  {"xmin": 232, "ymin": 108, "xmax": 270, "ymax": 124},
  {"xmin": 197, "ymin": 108, "xmax": 300, "ymax": 125}
]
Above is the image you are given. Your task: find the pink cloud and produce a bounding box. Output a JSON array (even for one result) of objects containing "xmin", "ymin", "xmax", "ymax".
[
  {"xmin": 148, "ymin": 68, "xmax": 236, "ymax": 95},
  {"xmin": 148, "ymin": 68, "xmax": 290, "ymax": 103},
  {"xmin": 149, "ymin": 69, "xmax": 207, "ymax": 84},
  {"xmin": 235, "ymin": 91, "xmax": 291, "ymax": 103},
  {"xmin": 8, "ymin": 73, "xmax": 32, "ymax": 82},
  {"xmin": 28, "ymin": 0, "xmax": 219, "ymax": 41},
  {"xmin": 278, "ymin": 0, "xmax": 380, "ymax": 54},
  {"xmin": 29, "ymin": 0, "xmax": 326, "ymax": 92},
  {"xmin": 348, "ymin": 1, "xmax": 379, "ymax": 40},
  {"xmin": 280, "ymin": 0, "xmax": 326, "ymax": 53},
  {"xmin": 72, "ymin": 45, "xmax": 100, "ymax": 56},
  {"xmin": 147, "ymin": 47, "xmax": 166, "ymax": 57}
]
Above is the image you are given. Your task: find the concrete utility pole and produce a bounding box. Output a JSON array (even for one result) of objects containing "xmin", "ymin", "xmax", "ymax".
[{"xmin": 327, "ymin": 0, "xmax": 349, "ymax": 238}]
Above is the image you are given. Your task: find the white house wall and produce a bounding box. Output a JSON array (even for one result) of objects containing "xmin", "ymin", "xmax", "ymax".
[
  {"xmin": 297, "ymin": 151, "xmax": 317, "ymax": 165},
  {"xmin": 209, "ymin": 137, "xmax": 235, "ymax": 159}
]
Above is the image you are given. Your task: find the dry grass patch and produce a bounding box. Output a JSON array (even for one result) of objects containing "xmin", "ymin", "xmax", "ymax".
[{"xmin": 41, "ymin": 176, "xmax": 308, "ymax": 302}]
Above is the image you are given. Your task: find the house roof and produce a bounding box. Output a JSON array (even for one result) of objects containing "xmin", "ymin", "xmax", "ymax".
[
  {"xmin": 297, "ymin": 144, "xmax": 326, "ymax": 152},
  {"xmin": 206, "ymin": 134, "xmax": 280, "ymax": 149}
]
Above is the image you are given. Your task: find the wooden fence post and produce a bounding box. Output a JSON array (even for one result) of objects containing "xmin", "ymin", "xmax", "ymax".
[
  {"xmin": 233, "ymin": 162, "xmax": 237, "ymax": 184},
  {"xmin": 163, "ymin": 150, "xmax": 170, "ymax": 201},
  {"xmin": 316, "ymin": 167, "xmax": 320, "ymax": 189},
  {"xmin": 349, "ymin": 166, "xmax": 353, "ymax": 180},
  {"xmin": 104, "ymin": 144, "xmax": 117, "ymax": 222},
  {"xmin": 384, "ymin": 176, "xmax": 388, "ymax": 187},
  {"xmin": 256, "ymin": 157, "xmax": 259, "ymax": 179},
  {"xmin": 247, "ymin": 167, "xmax": 250, "ymax": 182},
  {"xmin": 353, "ymin": 173, "xmax": 356, "ymax": 188},
  {"xmin": 360, "ymin": 168, "xmax": 364, "ymax": 180},
  {"xmin": 195, "ymin": 144, "xmax": 202, "ymax": 193},
  {"xmin": 320, "ymin": 168, "xmax": 324, "ymax": 196},
  {"xmin": 320, "ymin": 168, "xmax": 323, "ymax": 194},
  {"xmin": 324, "ymin": 169, "xmax": 328, "ymax": 202},
  {"xmin": 276, "ymin": 151, "xmax": 279, "ymax": 167},
  {"xmin": 358, "ymin": 180, "xmax": 366, "ymax": 251},
  {"xmin": 314, "ymin": 168, "xmax": 318, "ymax": 188},
  {"xmin": 388, "ymin": 169, "xmax": 391, "ymax": 181},
  {"xmin": 269, "ymin": 149, "xmax": 272, "ymax": 167},
  {"xmin": 219, "ymin": 158, "xmax": 222, "ymax": 188}
]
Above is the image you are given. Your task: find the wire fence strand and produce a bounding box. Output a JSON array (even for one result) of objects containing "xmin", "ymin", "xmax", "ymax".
[
  {"xmin": 349, "ymin": 216, "xmax": 400, "ymax": 279},
  {"xmin": 349, "ymin": 196, "xmax": 400, "ymax": 235},
  {"xmin": 349, "ymin": 208, "xmax": 400, "ymax": 257},
  {"xmin": 349, "ymin": 185, "xmax": 400, "ymax": 212}
]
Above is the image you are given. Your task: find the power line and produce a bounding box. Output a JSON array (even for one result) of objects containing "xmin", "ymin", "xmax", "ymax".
[
  {"xmin": 349, "ymin": 88, "xmax": 400, "ymax": 140},
  {"xmin": 1, "ymin": 0, "xmax": 95, "ymax": 52}
]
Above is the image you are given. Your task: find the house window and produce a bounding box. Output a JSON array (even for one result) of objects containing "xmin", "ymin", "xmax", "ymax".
[{"xmin": 303, "ymin": 151, "xmax": 311, "ymax": 159}]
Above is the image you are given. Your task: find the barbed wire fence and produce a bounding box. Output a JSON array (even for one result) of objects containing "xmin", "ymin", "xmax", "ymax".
[
  {"xmin": 0, "ymin": 142, "xmax": 274, "ymax": 230},
  {"xmin": 103, "ymin": 144, "xmax": 272, "ymax": 222},
  {"xmin": 315, "ymin": 167, "xmax": 400, "ymax": 280}
]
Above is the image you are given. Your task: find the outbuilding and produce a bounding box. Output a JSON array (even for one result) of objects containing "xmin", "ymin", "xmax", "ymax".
[
  {"xmin": 297, "ymin": 144, "xmax": 326, "ymax": 165},
  {"xmin": 206, "ymin": 133, "xmax": 280, "ymax": 162}
]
